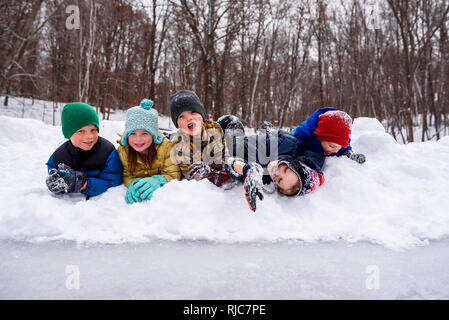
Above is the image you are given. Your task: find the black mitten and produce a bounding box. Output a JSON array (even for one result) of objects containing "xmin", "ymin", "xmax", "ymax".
[
  {"xmin": 46, "ymin": 168, "xmax": 69, "ymax": 195},
  {"xmin": 343, "ymin": 150, "xmax": 366, "ymax": 164},
  {"xmin": 57, "ymin": 163, "xmax": 88, "ymax": 193}
]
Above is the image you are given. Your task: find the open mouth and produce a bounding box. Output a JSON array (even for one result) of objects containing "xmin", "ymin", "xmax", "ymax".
[{"xmin": 187, "ymin": 122, "xmax": 196, "ymax": 130}]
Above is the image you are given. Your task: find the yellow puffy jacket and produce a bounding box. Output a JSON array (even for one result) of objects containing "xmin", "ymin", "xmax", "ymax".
[{"xmin": 117, "ymin": 135, "xmax": 181, "ymax": 187}]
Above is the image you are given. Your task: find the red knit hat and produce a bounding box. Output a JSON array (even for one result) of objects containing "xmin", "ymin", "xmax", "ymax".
[{"xmin": 314, "ymin": 110, "xmax": 352, "ymax": 147}]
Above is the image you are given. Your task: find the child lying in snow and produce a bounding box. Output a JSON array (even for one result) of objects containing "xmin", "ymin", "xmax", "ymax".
[
  {"xmin": 226, "ymin": 156, "xmax": 324, "ymax": 212},
  {"xmin": 215, "ymin": 116, "xmax": 325, "ymax": 212},
  {"xmin": 117, "ymin": 99, "xmax": 180, "ymax": 204},
  {"xmin": 292, "ymin": 107, "xmax": 366, "ymax": 164},
  {"xmin": 169, "ymin": 90, "xmax": 230, "ymax": 187},
  {"xmin": 46, "ymin": 102, "xmax": 123, "ymax": 198}
]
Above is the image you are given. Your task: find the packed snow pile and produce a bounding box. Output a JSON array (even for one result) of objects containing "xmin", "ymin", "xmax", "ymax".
[{"xmin": 0, "ymin": 114, "xmax": 448, "ymax": 250}]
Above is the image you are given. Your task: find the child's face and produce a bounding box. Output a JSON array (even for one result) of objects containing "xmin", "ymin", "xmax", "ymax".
[
  {"xmin": 177, "ymin": 111, "xmax": 203, "ymax": 136},
  {"xmin": 70, "ymin": 124, "xmax": 98, "ymax": 151},
  {"xmin": 320, "ymin": 140, "xmax": 342, "ymax": 155},
  {"xmin": 128, "ymin": 129, "xmax": 153, "ymax": 153},
  {"xmin": 268, "ymin": 160, "xmax": 300, "ymax": 195}
]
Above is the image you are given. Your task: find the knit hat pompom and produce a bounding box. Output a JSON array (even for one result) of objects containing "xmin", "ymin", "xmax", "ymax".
[
  {"xmin": 61, "ymin": 102, "xmax": 100, "ymax": 139},
  {"xmin": 314, "ymin": 110, "xmax": 352, "ymax": 148},
  {"xmin": 121, "ymin": 99, "xmax": 164, "ymax": 146},
  {"xmin": 140, "ymin": 98, "xmax": 154, "ymax": 110}
]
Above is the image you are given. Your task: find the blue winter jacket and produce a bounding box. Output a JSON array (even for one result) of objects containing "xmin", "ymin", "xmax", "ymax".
[
  {"xmin": 47, "ymin": 137, "xmax": 123, "ymax": 197},
  {"xmin": 291, "ymin": 107, "xmax": 352, "ymax": 156}
]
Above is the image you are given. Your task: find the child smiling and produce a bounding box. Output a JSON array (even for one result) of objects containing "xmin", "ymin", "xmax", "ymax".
[
  {"xmin": 45, "ymin": 102, "xmax": 123, "ymax": 198},
  {"xmin": 292, "ymin": 107, "xmax": 366, "ymax": 164},
  {"xmin": 169, "ymin": 90, "xmax": 230, "ymax": 187},
  {"xmin": 117, "ymin": 99, "xmax": 180, "ymax": 204}
]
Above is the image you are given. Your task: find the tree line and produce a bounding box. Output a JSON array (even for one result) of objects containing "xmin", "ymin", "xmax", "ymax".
[{"xmin": 1, "ymin": 0, "xmax": 449, "ymax": 142}]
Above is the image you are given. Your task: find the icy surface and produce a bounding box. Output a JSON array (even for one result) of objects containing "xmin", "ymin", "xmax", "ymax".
[
  {"xmin": 1, "ymin": 240, "xmax": 449, "ymax": 299},
  {"xmin": 0, "ymin": 112, "xmax": 449, "ymax": 250}
]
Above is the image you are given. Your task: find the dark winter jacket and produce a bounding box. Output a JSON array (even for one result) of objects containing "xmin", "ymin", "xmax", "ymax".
[
  {"xmin": 47, "ymin": 137, "xmax": 123, "ymax": 197},
  {"xmin": 228, "ymin": 129, "xmax": 324, "ymax": 185},
  {"xmin": 291, "ymin": 107, "xmax": 352, "ymax": 156}
]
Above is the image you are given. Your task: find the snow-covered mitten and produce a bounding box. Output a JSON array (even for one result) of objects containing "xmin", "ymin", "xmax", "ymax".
[
  {"xmin": 46, "ymin": 168, "xmax": 69, "ymax": 195},
  {"xmin": 243, "ymin": 163, "xmax": 264, "ymax": 212},
  {"xmin": 206, "ymin": 163, "xmax": 230, "ymax": 187},
  {"xmin": 188, "ymin": 161, "xmax": 212, "ymax": 181},
  {"xmin": 342, "ymin": 150, "xmax": 366, "ymax": 164},
  {"xmin": 56, "ymin": 163, "xmax": 88, "ymax": 193},
  {"xmin": 125, "ymin": 178, "xmax": 142, "ymax": 204},
  {"xmin": 133, "ymin": 175, "xmax": 167, "ymax": 200},
  {"xmin": 188, "ymin": 161, "xmax": 230, "ymax": 187}
]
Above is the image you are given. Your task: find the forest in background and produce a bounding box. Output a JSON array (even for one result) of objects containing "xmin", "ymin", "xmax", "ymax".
[{"xmin": 1, "ymin": 0, "xmax": 449, "ymax": 143}]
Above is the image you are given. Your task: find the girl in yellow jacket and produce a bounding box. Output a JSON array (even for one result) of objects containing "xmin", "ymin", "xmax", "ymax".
[{"xmin": 118, "ymin": 99, "xmax": 180, "ymax": 204}]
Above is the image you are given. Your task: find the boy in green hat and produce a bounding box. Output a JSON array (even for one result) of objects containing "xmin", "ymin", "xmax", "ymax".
[{"xmin": 46, "ymin": 102, "xmax": 123, "ymax": 198}]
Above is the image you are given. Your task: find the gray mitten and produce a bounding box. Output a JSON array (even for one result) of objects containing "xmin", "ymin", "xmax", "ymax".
[
  {"xmin": 343, "ymin": 150, "xmax": 366, "ymax": 164},
  {"xmin": 46, "ymin": 168, "xmax": 69, "ymax": 195},
  {"xmin": 243, "ymin": 163, "xmax": 264, "ymax": 212},
  {"xmin": 57, "ymin": 163, "xmax": 88, "ymax": 193}
]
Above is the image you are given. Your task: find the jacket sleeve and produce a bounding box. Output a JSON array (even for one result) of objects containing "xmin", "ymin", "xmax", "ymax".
[
  {"xmin": 46, "ymin": 155, "xmax": 56, "ymax": 171},
  {"xmin": 121, "ymin": 165, "xmax": 137, "ymax": 188},
  {"xmin": 298, "ymin": 150, "xmax": 325, "ymax": 173},
  {"xmin": 277, "ymin": 131, "xmax": 302, "ymax": 158},
  {"xmin": 291, "ymin": 123, "xmax": 308, "ymax": 155},
  {"xmin": 160, "ymin": 140, "xmax": 181, "ymax": 182},
  {"xmin": 81, "ymin": 149, "xmax": 123, "ymax": 197},
  {"xmin": 220, "ymin": 125, "xmax": 227, "ymax": 165},
  {"xmin": 117, "ymin": 145, "xmax": 136, "ymax": 187}
]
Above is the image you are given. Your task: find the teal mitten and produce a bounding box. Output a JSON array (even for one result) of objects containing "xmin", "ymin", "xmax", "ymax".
[
  {"xmin": 133, "ymin": 175, "xmax": 167, "ymax": 200},
  {"xmin": 125, "ymin": 178, "xmax": 142, "ymax": 204}
]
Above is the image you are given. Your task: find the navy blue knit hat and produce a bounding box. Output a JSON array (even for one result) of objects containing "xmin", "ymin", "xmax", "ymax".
[{"xmin": 169, "ymin": 90, "xmax": 206, "ymax": 127}]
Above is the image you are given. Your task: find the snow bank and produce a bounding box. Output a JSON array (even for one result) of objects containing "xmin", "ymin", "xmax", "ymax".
[{"xmin": 0, "ymin": 115, "xmax": 448, "ymax": 250}]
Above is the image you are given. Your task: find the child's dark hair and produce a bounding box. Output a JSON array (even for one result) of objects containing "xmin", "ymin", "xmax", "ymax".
[{"xmin": 127, "ymin": 143, "xmax": 157, "ymax": 174}]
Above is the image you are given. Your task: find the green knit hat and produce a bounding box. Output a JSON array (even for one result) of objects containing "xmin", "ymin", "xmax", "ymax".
[{"xmin": 61, "ymin": 102, "xmax": 100, "ymax": 139}]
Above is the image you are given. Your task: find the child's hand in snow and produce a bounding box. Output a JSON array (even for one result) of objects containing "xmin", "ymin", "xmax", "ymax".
[
  {"xmin": 125, "ymin": 178, "xmax": 143, "ymax": 204},
  {"xmin": 188, "ymin": 161, "xmax": 212, "ymax": 181},
  {"xmin": 343, "ymin": 150, "xmax": 366, "ymax": 164},
  {"xmin": 46, "ymin": 168, "xmax": 69, "ymax": 195},
  {"xmin": 57, "ymin": 163, "xmax": 88, "ymax": 193},
  {"xmin": 133, "ymin": 175, "xmax": 167, "ymax": 200}
]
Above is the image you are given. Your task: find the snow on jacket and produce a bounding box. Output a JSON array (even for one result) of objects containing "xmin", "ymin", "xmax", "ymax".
[
  {"xmin": 117, "ymin": 133, "xmax": 181, "ymax": 187},
  {"xmin": 47, "ymin": 136, "xmax": 123, "ymax": 197},
  {"xmin": 228, "ymin": 129, "xmax": 325, "ymax": 185},
  {"xmin": 291, "ymin": 107, "xmax": 352, "ymax": 156},
  {"xmin": 170, "ymin": 120, "xmax": 226, "ymax": 180}
]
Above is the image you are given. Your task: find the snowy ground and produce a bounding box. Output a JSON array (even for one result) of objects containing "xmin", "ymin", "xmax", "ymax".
[{"xmin": 1, "ymin": 96, "xmax": 449, "ymax": 299}]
